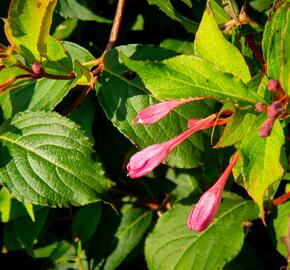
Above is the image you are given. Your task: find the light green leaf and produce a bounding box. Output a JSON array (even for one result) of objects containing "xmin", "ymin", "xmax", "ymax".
[
  {"xmin": 122, "ymin": 54, "xmax": 264, "ymax": 104},
  {"xmin": 57, "ymin": 0, "xmax": 112, "ymax": 23},
  {"xmin": 272, "ymin": 201, "xmax": 290, "ymax": 257},
  {"xmin": 97, "ymin": 45, "xmax": 215, "ymax": 168},
  {"xmin": 42, "ymin": 36, "xmax": 73, "ymax": 75},
  {"xmin": 145, "ymin": 195, "xmax": 258, "ymax": 270},
  {"xmin": 4, "ymin": 0, "xmax": 57, "ymax": 62},
  {"xmin": 0, "ymin": 187, "xmax": 11, "ymax": 222},
  {"xmin": 194, "ymin": 3, "xmax": 251, "ymax": 83},
  {"xmin": 215, "ymin": 111, "xmax": 257, "ymax": 148},
  {"xmin": 0, "ymin": 111, "xmax": 110, "ymax": 206},
  {"xmin": 146, "ymin": 0, "xmax": 198, "ymax": 33},
  {"xmin": 235, "ymin": 119, "xmax": 284, "ymax": 218}
]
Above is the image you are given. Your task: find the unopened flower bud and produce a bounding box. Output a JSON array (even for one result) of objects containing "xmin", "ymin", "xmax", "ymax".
[
  {"xmin": 267, "ymin": 100, "xmax": 284, "ymax": 119},
  {"xmin": 268, "ymin": 80, "xmax": 279, "ymax": 92},
  {"xmin": 32, "ymin": 61, "xmax": 44, "ymax": 76},
  {"xmin": 255, "ymin": 103, "xmax": 267, "ymax": 112},
  {"xmin": 187, "ymin": 153, "xmax": 240, "ymax": 232},
  {"xmin": 259, "ymin": 119, "xmax": 274, "ymax": 137}
]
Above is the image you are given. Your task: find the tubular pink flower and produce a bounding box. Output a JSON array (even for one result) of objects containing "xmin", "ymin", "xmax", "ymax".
[
  {"xmin": 132, "ymin": 97, "xmax": 205, "ymax": 125},
  {"xmin": 187, "ymin": 153, "xmax": 240, "ymax": 232},
  {"xmin": 127, "ymin": 114, "xmax": 217, "ymax": 178},
  {"xmin": 187, "ymin": 116, "xmax": 228, "ymax": 129}
]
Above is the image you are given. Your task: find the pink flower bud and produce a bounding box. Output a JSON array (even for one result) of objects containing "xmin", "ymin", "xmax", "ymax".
[
  {"xmin": 187, "ymin": 153, "xmax": 240, "ymax": 232},
  {"xmin": 32, "ymin": 61, "xmax": 44, "ymax": 76},
  {"xmin": 259, "ymin": 119, "xmax": 274, "ymax": 137},
  {"xmin": 127, "ymin": 114, "xmax": 218, "ymax": 178},
  {"xmin": 268, "ymin": 80, "xmax": 279, "ymax": 92},
  {"xmin": 255, "ymin": 103, "xmax": 267, "ymax": 112},
  {"xmin": 267, "ymin": 100, "xmax": 284, "ymax": 119},
  {"xmin": 133, "ymin": 97, "xmax": 204, "ymax": 125}
]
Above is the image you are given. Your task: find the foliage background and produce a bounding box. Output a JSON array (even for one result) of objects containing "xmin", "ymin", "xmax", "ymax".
[{"xmin": 0, "ymin": 0, "xmax": 289, "ymax": 269}]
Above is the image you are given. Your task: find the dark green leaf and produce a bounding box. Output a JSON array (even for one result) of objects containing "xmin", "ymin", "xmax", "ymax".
[
  {"xmin": 0, "ymin": 111, "xmax": 110, "ymax": 206},
  {"xmin": 57, "ymin": 0, "xmax": 112, "ymax": 23},
  {"xmin": 73, "ymin": 203, "xmax": 102, "ymax": 243},
  {"xmin": 146, "ymin": 0, "xmax": 198, "ymax": 33},
  {"xmin": 97, "ymin": 45, "xmax": 215, "ymax": 168}
]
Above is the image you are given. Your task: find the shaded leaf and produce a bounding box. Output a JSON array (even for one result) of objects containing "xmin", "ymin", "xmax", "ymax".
[
  {"xmin": 272, "ymin": 201, "xmax": 290, "ymax": 257},
  {"xmin": 146, "ymin": 0, "xmax": 198, "ymax": 33},
  {"xmin": 57, "ymin": 0, "xmax": 112, "ymax": 23},
  {"xmin": 73, "ymin": 203, "xmax": 102, "ymax": 243},
  {"xmin": 97, "ymin": 45, "xmax": 215, "ymax": 169}
]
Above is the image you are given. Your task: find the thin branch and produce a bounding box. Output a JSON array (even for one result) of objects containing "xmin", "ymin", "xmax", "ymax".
[{"xmin": 102, "ymin": 0, "xmax": 125, "ymax": 59}]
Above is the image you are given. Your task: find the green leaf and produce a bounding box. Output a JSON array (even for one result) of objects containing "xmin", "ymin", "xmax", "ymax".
[
  {"xmin": 62, "ymin": 41, "xmax": 95, "ymax": 65},
  {"xmin": 0, "ymin": 42, "xmax": 94, "ymax": 120},
  {"xmin": 250, "ymin": 0, "xmax": 274, "ymax": 12},
  {"xmin": 165, "ymin": 168, "xmax": 199, "ymax": 201},
  {"xmin": 262, "ymin": 2, "xmax": 290, "ymax": 94},
  {"xmin": 103, "ymin": 205, "xmax": 153, "ymax": 270},
  {"xmin": 146, "ymin": 0, "xmax": 198, "ymax": 33},
  {"xmin": 194, "ymin": 3, "xmax": 251, "ymax": 83},
  {"xmin": 0, "ymin": 111, "xmax": 110, "ymax": 206},
  {"xmin": 42, "ymin": 36, "xmax": 73, "ymax": 75},
  {"xmin": 0, "ymin": 187, "xmax": 11, "ymax": 222},
  {"xmin": 272, "ymin": 201, "xmax": 290, "ymax": 257},
  {"xmin": 57, "ymin": 0, "xmax": 112, "ymax": 23},
  {"xmin": 73, "ymin": 203, "xmax": 102, "ymax": 243},
  {"xmin": 0, "ymin": 79, "xmax": 74, "ymax": 120},
  {"xmin": 215, "ymin": 111, "xmax": 257, "ymax": 148},
  {"xmin": 90, "ymin": 205, "xmax": 152, "ymax": 270},
  {"xmin": 97, "ymin": 45, "xmax": 215, "ymax": 168},
  {"xmin": 160, "ymin": 39, "xmax": 195, "ymax": 55},
  {"xmin": 210, "ymin": 0, "xmax": 230, "ymax": 24},
  {"xmin": 235, "ymin": 119, "xmax": 284, "ymax": 218},
  {"xmin": 4, "ymin": 207, "xmax": 49, "ymax": 252},
  {"xmin": 52, "ymin": 18, "xmax": 78, "ymax": 40},
  {"xmin": 280, "ymin": 4, "xmax": 290, "ymax": 95},
  {"xmin": 4, "ymin": 0, "xmax": 57, "ymax": 62},
  {"xmin": 145, "ymin": 195, "xmax": 258, "ymax": 270},
  {"xmin": 122, "ymin": 54, "xmax": 264, "ymax": 104},
  {"xmin": 179, "ymin": 0, "xmax": 192, "ymax": 8}
]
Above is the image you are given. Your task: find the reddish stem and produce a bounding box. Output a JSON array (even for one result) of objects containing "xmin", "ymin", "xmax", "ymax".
[{"xmin": 272, "ymin": 191, "xmax": 290, "ymax": 206}]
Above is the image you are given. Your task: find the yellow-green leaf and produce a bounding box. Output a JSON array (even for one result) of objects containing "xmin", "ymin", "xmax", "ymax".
[
  {"xmin": 194, "ymin": 3, "xmax": 251, "ymax": 83},
  {"xmin": 5, "ymin": 0, "xmax": 57, "ymax": 63}
]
